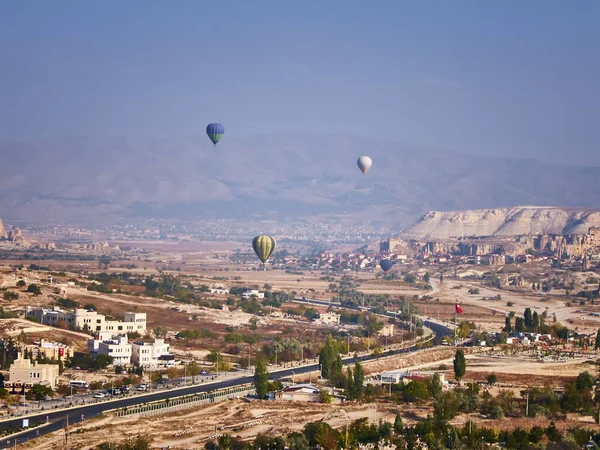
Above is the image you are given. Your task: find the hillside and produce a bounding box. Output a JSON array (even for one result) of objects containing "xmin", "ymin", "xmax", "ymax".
[
  {"xmin": 399, "ymin": 207, "xmax": 600, "ymax": 240},
  {"xmin": 1, "ymin": 134, "xmax": 600, "ymax": 228}
]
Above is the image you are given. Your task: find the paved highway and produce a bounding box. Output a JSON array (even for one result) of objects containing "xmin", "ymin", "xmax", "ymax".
[{"xmin": 0, "ymin": 309, "xmax": 450, "ymax": 447}]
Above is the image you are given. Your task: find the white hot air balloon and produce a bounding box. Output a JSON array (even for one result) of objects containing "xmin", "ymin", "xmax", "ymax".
[{"xmin": 357, "ymin": 156, "xmax": 372, "ymax": 175}]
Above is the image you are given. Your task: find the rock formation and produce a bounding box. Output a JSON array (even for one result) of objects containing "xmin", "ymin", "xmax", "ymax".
[
  {"xmin": 393, "ymin": 207, "xmax": 600, "ymax": 259},
  {"xmin": 8, "ymin": 226, "xmax": 25, "ymax": 245},
  {"xmin": 400, "ymin": 207, "xmax": 600, "ymax": 241},
  {"xmin": 0, "ymin": 219, "xmax": 6, "ymax": 240}
]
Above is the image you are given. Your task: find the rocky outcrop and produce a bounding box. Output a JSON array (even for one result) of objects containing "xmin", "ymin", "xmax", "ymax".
[
  {"xmin": 0, "ymin": 219, "xmax": 6, "ymax": 240},
  {"xmin": 78, "ymin": 241, "xmax": 120, "ymax": 253},
  {"xmin": 8, "ymin": 227, "xmax": 25, "ymax": 245},
  {"xmin": 400, "ymin": 207, "xmax": 600, "ymax": 240}
]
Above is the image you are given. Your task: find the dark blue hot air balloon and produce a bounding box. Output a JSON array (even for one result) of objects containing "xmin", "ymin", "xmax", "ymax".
[
  {"xmin": 206, "ymin": 123, "xmax": 225, "ymax": 146},
  {"xmin": 380, "ymin": 259, "xmax": 394, "ymax": 272}
]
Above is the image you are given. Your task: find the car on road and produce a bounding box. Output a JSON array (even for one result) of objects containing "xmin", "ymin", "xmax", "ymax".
[
  {"xmin": 201, "ymin": 370, "xmax": 208, "ymax": 375},
  {"xmin": 135, "ymin": 384, "xmax": 148, "ymax": 391},
  {"xmin": 93, "ymin": 392, "xmax": 106, "ymax": 398}
]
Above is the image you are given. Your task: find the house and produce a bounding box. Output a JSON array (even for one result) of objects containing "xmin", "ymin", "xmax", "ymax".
[
  {"xmin": 209, "ymin": 288, "xmax": 229, "ymax": 295},
  {"xmin": 242, "ymin": 290, "xmax": 264, "ymax": 299},
  {"xmin": 316, "ymin": 312, "xmax": 341, "ymax": 326},
  {"xmin": 268, "ymin": 383, "xmax": 332, "ymax": 402},
  {"xmin": 379, "ymin": 324, "xmax": 394, "ymax": 337},
  {"xmin": 24, "ymin": 339, "xmax": 74, "ymax": 360},
  {"xmin": 25, "ymin": 306, "xmax": 146, "ymax": 336},
  {"xmin": 131, "ymin": 339, "xmax": 172, "ymax": 367},
  {"xmin": 89, "ymin": 334, "xmax": 132, "ymax": 366},
  {"xmin": 6, "ymin": 354, "xmax": 60, "ymax": 392}
]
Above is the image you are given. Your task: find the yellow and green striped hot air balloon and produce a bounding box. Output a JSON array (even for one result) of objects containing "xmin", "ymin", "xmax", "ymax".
[{"xmin": 252, "ymin": 235, "xmax": 277, "ymax": 263}]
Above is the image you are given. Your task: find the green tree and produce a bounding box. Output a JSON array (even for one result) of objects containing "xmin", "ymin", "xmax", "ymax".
[
  {"xmin": 504, "ymin": 316, "xmax": 512, "ymax": 333},
  {"xmin": 318, "ymin": 335, "xmax": 343, "ymax": 381},
  {"xmin": 393, "ymin": 413, "xmax": 404, "ymax": 434},
  {"xmin": 532, "ymin": 311, "xmax": 540, "ymax": 328},
  {"xmin": 487, "ymin": 373, "xmax": 497, "ymax": 386},
  {"xmin": 254, "ymin": 359, "xmax": 269, "ymax": 399},
  {"xmin": 515, "ymin": 317, "xmax": 524, "ymax": 333},
  {"xmin": 217, "ymin": 434, "xmax": 233, "ymax": 450},
  {"xmin": 430, "ymin": 372, "xmax": 442, "ymax": 400},
  {"xmin": 16, "ymin": 280, "xmax": 26, "ymax": 288},
  {"xmin": 424, "ymin": 272, "xmax": 430, "ymax": 283},
  {"xmin": 347, "ymin": 361, "xmax": 364, "ymax": 401},
  {"xmin": 286, "ymin": 432, "xmax": 310, "ymax": 450},
  {"xmin": 27, "ymin": 284, "xmax": 42, "ymax": 296},
  {"xmin": 595, "ymin": 329, "xmax": 600, "ymax": 350},
  {"xmin": 524, "ymin": 308, "xmax": 532, "ymax": 328},
  {"xmin": 453, "ymin": 349, "xmax": 466, "ymax": 384},
  {"xmin": 25, "ymin": 384, "xmax": 54, "ymax": 401}
]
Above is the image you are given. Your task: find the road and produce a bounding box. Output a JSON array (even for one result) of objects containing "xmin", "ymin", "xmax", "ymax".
[{"xmin": 0, "ymin": 305, "xmax": 450, "ymax": 448}]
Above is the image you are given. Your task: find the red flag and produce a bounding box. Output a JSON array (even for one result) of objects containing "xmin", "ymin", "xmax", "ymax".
[{"xmin": 455, "ymin": 301, "xmax": 463, "ymax": 314}]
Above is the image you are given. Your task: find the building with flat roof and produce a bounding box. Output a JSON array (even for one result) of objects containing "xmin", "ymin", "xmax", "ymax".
[
  {"xmin": 24, "ymin": 339, "xmax": 74, "ymax": 360},
  {"xmin": 6, "ymin": 354, "xmax": 60, "ymax": 392},
  {"xmin": 131, "ymin": 339, "xmax": 171, "ymax": 367},
  {"xmin": 316, "ymin": 312, "xmax": 341, "ymax": 326},
  {"xmin": 25, "ymin": 306, "xmax": 146, "ymax": 336},
  {"xmin": 89, "ymin": 334, "xmax": 132, "ymax": 366}
]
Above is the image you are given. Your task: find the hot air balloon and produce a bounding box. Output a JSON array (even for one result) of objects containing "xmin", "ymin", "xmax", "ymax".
[
  {"xmin": 206, "ymin": 123, "xmax": 225, "ymax": 146},
  {"xmin": 380, "ymin": 259, "xmax": 394, "ymax": 272},
  {"xmin": 252, "ymin": 235, "xmax": 277, "ymax": 263},
  {"xmin": 357, "ymin": 156, "xmax": 372, "ymax": 175}
]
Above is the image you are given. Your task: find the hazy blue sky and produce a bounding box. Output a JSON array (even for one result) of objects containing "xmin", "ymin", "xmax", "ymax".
[{"xmin": 1, "ymin": 1, "xmax": 599, "ymax": 163}]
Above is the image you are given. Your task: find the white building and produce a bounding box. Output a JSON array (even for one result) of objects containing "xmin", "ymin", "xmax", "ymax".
[
  {"xmin": 25, "ymin": 306, "xmax": 147, "ymax": 336},
  {"xmin": 316, "ymin": 312, "xmax": 341, "ymax": 325},
  {"xmin": 131, "ymin": 339, "xmax": 171, "ymax": 367},
  {"xmin": 209, "ymin": 288, "xmax": 229, "ymax": 295},
  {"xmin": 88, "ymin": 334, "xmax": 132, "ymax": 366},
  {"xmin": 242, "ymin": 290, "xmax": 264, "ymax": 299},
  {"xmin": 381, "ymin": 370, "xmax": 446, "ymax": 386}
]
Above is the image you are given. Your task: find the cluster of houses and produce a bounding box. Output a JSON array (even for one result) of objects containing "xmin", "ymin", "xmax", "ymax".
[{"xmin": 5, "ymin": 306, "xmax": 175, "ymax": 393}]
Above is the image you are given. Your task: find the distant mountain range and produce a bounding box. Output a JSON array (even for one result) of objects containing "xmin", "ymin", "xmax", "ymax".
[
  {"xmin": 1, "ymin": 134, "xmax": 599, "ymax": 229},
  {"xmin": 399, "ymin": 206, "xmax": 600, "ymax": 241}
]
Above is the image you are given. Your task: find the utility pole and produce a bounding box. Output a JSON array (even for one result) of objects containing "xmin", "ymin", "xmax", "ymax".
[
  {"xmin": 64, "ymin": 416, "xmax": 69, "ymax": 449},
  {"xmin": 526, "ymin": 391, "xmax": 529, "ymax": 417},
  {"xmin": 347, "ymin": 334, "xmax": 350, "ymax": 356},
  {"xmin": 248, "ymin": 346, "xmax": 251, "ymax": 372}
]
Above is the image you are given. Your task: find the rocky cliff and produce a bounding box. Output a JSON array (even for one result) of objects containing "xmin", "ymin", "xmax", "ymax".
[
  {"xmin": 400, "ymin": 207, "xmax": 600, "ymax": 240},
  {"xmin": 0, "ymin": 219, "xmax": 6, "ymax": 240}
]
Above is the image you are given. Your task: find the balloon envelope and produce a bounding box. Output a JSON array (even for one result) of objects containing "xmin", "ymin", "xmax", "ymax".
[
  {"xmin": 252, "ymin": 235, "xmax": 277, "ymax": 263},
  {"xmin": 206, "ymin": 123, "xmax": 225, "ymax": 146},
  {"xmin": 357, "ymin": 156, "xmax": 372, "ymax": 174},
  {"xmin": 380, "ymin": 259, "xmax": 394, "ymax": 272}
]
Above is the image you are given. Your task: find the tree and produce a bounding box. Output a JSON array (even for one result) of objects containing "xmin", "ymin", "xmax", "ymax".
[
  {"xmin": 524, "ymin": 308, "xmax": 532, "ymax": 328},
  {"xmin": 504, "ymin": 316, "xmax": 512, "ymax": 333},
  {"xmin": 347, "ymin": 361, "xmax": 364, "ymax": 401},
  {"xmin": 532, "ymin": 311, "xmax": 540, "ymax": 328},
  {"xmin": 393, "ymin": 413, "xmax": 404, "ymax": 434},
  {"xmin": 487, "ymin": 373, "xmax": 497, "ymax": 386},
  {"xmin": 254, "ymin": 359, "xmax": 269, "ymax": 399},
  {"xmin": 595, "ymin": 329, "xmax": 600, "ymax": 350},
  {"xmin": 424, "ymin": 272, "xmax": 430, "ymax": 283},
  {"xmin": 318, "ymin": 335, "xmax": 343, "ymax": 381},
  {"xmin": 515, "ymin": 317, "xmax": 524, "ymax": 333},
  {"xmin": 16, "ymin": 280, "xmax": 26, "ymax": 288},
  {"xmin": 25, "ymin": 384, "xmax": 54, "ymax": 401},
  {"xmin": 27, "ymin": 284, "xmax": 42, "ymax": 296},
  {"xmin": 453, "ymin": 349, "xmax": 466, "ymax": 384},
  {"xmin": 153, "ymin": 327, "xmax": 168, "ymax": 339},
  {"xmin": 430, "ymin": 372, "xmax": 442, "ymax": 400}
]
